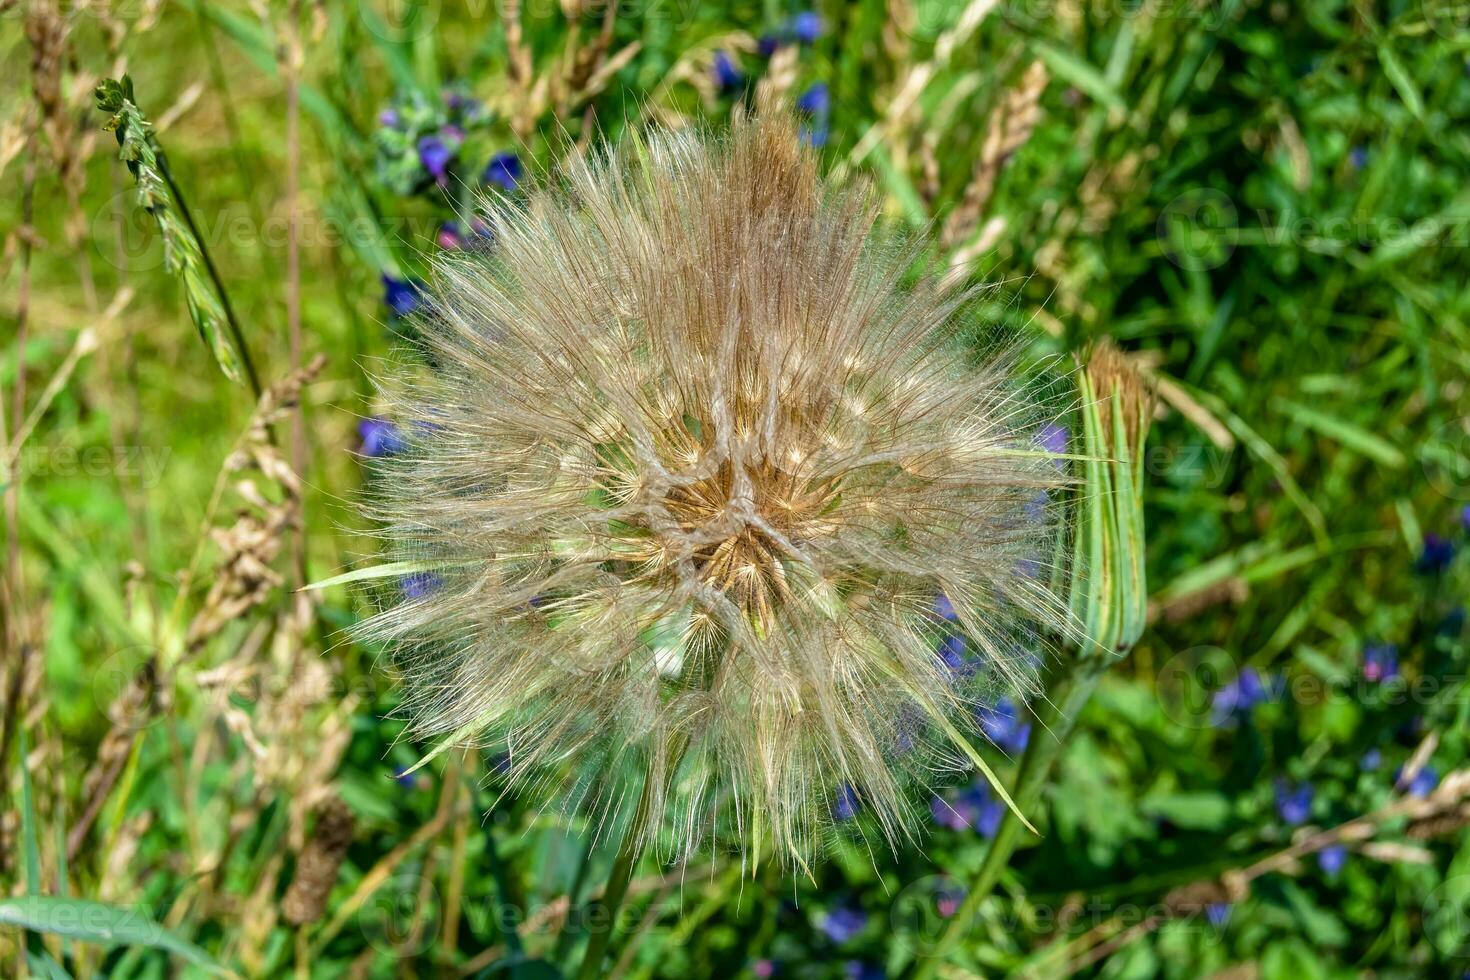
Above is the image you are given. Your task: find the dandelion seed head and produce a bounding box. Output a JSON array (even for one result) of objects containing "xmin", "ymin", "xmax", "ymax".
[{"xmin": 359, "ymin": 115, "xmax": 1073, "ymax": 864}]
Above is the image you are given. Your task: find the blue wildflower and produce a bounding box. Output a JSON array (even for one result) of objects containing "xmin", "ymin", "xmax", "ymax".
[
  {"xmin": 757, "ymin": 33, "xmax": 782, "ymax": 57},
  {"xmin": 791, "ymin": 11, "xmax": 822, "ymax": 44},
  {"xmin": 833, "ymin": 783, "xmax": 860, "ymax": 821},
  {"xmin": 1348, "ymin": 146, "xmax": 1368, "ymax": 171},
  {"xmin": 402, "ymin": 572, "xmax": 443, "ymax": 600},
  {"xmin": 1397, "ymin": 764, "xmax": 1438, "ymax": 798},
  {"xmin": 1416, "ymin": 533, "xmax": 1454, "ymax": 574},
  {"xmin": 936, "ymin": 634, "xmax": 970, "ymax": 673},
  {"xmin": 931, "ymin": 782, "xmax": 1002, "ymax": 837},
  {"xmin": 1362, "ymin": 642, "xmax": 1398, "ymax": 683},
  {"xmin": 1274, "ymin": 780, "xmax": 1314, "ymax": 826},
  {"xmin": 1038, "ymin": 422, "xmax": 1068, "ymax": 456},
  {"xmin": 796, "ymin": 83, "xmax": 830, "ymax": 147},
  {"xmin": 934, "ymin": 592, "xmax": 959, "ymax": 622},
  {"xmin": 978, "ymin": 698, "xmax": 1030, "ymax": 755},
  {"xmin": 378, "ymin": 108, "xmax": 400, "ymax": 128},
  {"xmin": 1210, "ymin": 666, "xmax": 1270, "ymax": 725},
  {"xmin": 437, "ymin": 221, "xmax": 464, "ymax": 250},
  {"xmin": 483, "ymin": 152, "xmax": 523, "ymax": 192},
  {"xmin": 382, "ymin": 273, "xmax": 426, "ymax": 318},
  {"xmin": 712, "ymin": 50, "xmax": 743, "ymax": 91},
  {"xmin": 1317, "ymin": 843, "xmax": 1347, "ymax": 877},
  {"xmin": 1462, "ymin": 504, "xmax": 1470, "ymax": 531},
  {"xmin": 1360, "ymin": 747, "xmax": 1382, "ymax": 771},
  {"xmin": 417, "ymin": 135, "xmax": 452, "ymax": 183},
  {"xmin": 393, "ymin": 765, "xmax": 419, "ymax": 788},
  {"xmin": 820, "ymin": 905, "xmax": 868, "ymax": 944},
  {"xmin": 359, "ymin": 416, "xmax": 406, "ymax": 458},
  {"xmin": 844, "ymin": 963, "xmax": 884, "ymax": 980},
  {"xmin": 1205, "ymin": 903, "xmax": 1231, "ymax": 928}
]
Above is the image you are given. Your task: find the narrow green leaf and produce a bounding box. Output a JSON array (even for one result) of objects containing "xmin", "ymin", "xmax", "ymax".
[
  {"xmin": 1032, "ymin": 41, "xmax": 1126, "ymax": 111},
  {"xmin": 1272, "ymin": 397, "xmax": 1406, "ymax": 468},
  {"xmin": 0, "ymin": 897, "xmax": 229, "ymax": 977}
]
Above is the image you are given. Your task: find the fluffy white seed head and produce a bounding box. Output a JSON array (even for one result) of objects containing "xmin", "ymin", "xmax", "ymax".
[{"xmin": 360, "ymin": 115, "xmax": 1072, "ymax": 866}]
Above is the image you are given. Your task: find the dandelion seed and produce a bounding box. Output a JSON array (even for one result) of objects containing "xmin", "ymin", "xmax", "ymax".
[{"xmin": 359, "ymin": 115, "xmax": 1072, "ymax": 864}]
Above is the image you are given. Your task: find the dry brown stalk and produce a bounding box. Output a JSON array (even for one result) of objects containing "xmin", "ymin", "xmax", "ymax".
[{"xmin": 941, "ymin": 61, "xmax": 1050, "ymax": 249}]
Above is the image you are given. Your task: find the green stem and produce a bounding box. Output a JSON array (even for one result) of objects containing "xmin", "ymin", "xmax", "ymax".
[
  {"xmin": 908, "ymin": 655, "xmax": 1108, "ymax": 980},
  {"xmin": 575, "ymin": 768, "xmax": 659, "ymax": 980}
]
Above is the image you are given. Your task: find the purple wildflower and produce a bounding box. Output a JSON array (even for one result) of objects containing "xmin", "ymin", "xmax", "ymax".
[
  {"xmin": 1348, "ymin": 146, "xmax": 1368, "ymax": 171},
  {"xmin": 382, "ymin": 274, "xmax": 426, "ymax": 318},
  {"xmin": 820, "ymin": 905, "xmax": 868, "ymax": 944},
  {"xmin": 796, "ymin": 83, "xmax": 830, "ymax": 147},
  {"xmin": 1362, "ymin": 642, "xmax": 1398, "ymax": 683},
  {"xmin": 437, "ymin": 221, "xmax": 464, "ymax": 250},
  {"xmin": 1205, "ymin": 903, "xmax": 1231, "ymax": 928},
  {"xmin": 712, "ymin": 50, "xmax": 743, "ymax": 91},
  {"xmin": 791, "ymin": 11, "xmax": 823, "ymax": 44},
  {"xmin": 753, "ymin": 960, "xmax": 776, "ymax": 979},
  {"xmin": 936, "ymin": 634, "xmax": 970, "ymax": 673},
  {"xmin": 378, "ymin": 108, "xmax": 400, "ymax": 127},
  {"xmin": 417, "ymin": 135, "xmax": 452, "ymax": 183},
  {"xmin": 1417, "ymin": 533, "xmax": 1455, "ymax": 574},
  {"xmin": 1274, "ymin": 780, "xmax": 1314, "ymax": 826},
  {"xmin": 843, "ymin": 963, "xmax": 884, "ymax": 980},
  {"xmin": 483, "ymin": 152, "xmax": 522, "ymax": 192},
  {"xmin": 1360, "ymin": 748, "xmax": 1382, "ymax": 771},
  {"xmin": 757, "ymin": 33, "xmax": 782, "ymax": 57},
  {"xmin": 977, "ymin": 698, "xmax": 1030, "ymax": 755},
  {"xmin": 358, "ymin": 417, "xmax": 406, "ymax": 457},
  {"xmin": 934, "ymin": 593, "xmax": 959, "ymax": 622},
  {"xmin": 931, "ymin": 782, "xmax": 1003, "ymax": 837},
  {"xmin": 1317, "ymin": 844, "xmax": 1347, "ymax": 877},
  {"xmin": 1397, "ymin": 764, "xmax": 1438, "ymax": 798},
  {"xmin": 1038, "ymin": 421, "xmax": 1069, "ymax": 456},
  {"xmin": 1210, "ymin": 667, "xmax": 1270, "ymax": 725},
  {"xmin": 833, "ymin": 783, "xmax": 860, "ymax": 821},
  {"xmin": 402, "ymin": 572, "xmax": 443, "ymax": 600}
]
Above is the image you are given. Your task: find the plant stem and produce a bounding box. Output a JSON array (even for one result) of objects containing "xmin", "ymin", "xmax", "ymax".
[
  {"xmin": 908, "ymin": 655, "xmax": 1108, "ymax": 980},
  {"xmin": 575, "ymin": 763, "xmax": 660, "ymax": 980}
]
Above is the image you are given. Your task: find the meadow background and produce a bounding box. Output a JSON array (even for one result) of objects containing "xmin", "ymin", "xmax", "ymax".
[{"xmin": 4, "ymin": 0, "xmax": 1470, "ymax": 977}]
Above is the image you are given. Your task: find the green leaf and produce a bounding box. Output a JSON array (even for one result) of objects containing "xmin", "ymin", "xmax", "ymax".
[
  {"xmin": 1271, "ymin": 397, "xmax": 1406, "ymax": 468},
  {"xmin": 1032, "ymin": 41, "xmax": 1126, "ymax": 111},
  {"xmin": 0, "ymin": 897, "xmax": 229, "ymax": 976},
  {"xmin": 1139, "ymin": 791, "xmax": 1232, "ymax": 830},
  {"xmin": 1377, "ymin": 43, "xmax": 1424, "ymax": 122}
]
